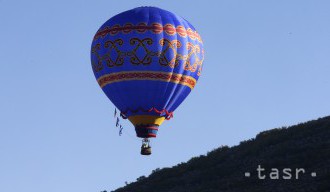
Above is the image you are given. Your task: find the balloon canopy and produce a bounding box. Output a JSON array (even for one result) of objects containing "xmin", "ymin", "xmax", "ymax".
[{"xmin": 91, "ymin": 7, "xmax": 204, "ymax": 139}]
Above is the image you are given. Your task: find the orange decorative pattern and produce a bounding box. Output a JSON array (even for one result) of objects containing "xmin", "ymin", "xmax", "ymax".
[
  {"xmin": 91, "ymin": 37, "xmax": 204, "ymax": 76},
  {"xmin": 98, "ymin": 71, "xmax": 197, "ymax": 89},
  {"xmin": 93, "ymin": 23, "xmax": 203, "ymax": 43}
]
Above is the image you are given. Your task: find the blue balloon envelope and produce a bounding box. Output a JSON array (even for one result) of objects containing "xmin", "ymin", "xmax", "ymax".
[{"xmin": 91, "ymin": 7, "xmax": 204, "ymax": 139}]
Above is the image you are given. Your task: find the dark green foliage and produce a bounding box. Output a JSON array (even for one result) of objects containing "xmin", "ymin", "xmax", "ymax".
[
  {"xmin": 136, "ymin": 176, "xmax": 146, "ymax": 182},
  {"xmin": 113, "ymin": 116, "xmax": 330, "ymax": 192}
]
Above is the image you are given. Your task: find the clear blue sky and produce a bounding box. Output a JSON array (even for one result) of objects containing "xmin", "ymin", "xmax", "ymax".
[{"xmin": 1, "ymin": 0, "xmax": 330, "ymax": 191}]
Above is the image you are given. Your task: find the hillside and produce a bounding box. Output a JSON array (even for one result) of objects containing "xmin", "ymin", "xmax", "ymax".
[{"xmin": 113, "ymin": 116, "xmax": 330, "ymax": 192}]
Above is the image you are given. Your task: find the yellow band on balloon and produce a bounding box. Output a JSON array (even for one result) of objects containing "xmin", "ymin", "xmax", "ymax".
[
  {"xmin": 128, "ymin": 115, "xmax": 165, "ymax": 126},
  {"xmin": 97, "ymin": 71, "xmax": 197, "ymax": 90}
]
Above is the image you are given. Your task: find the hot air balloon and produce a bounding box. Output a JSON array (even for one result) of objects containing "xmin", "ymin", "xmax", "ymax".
[{"xmin": 91, "ymin": 7, "xmax": 204, "ymax": 155}]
